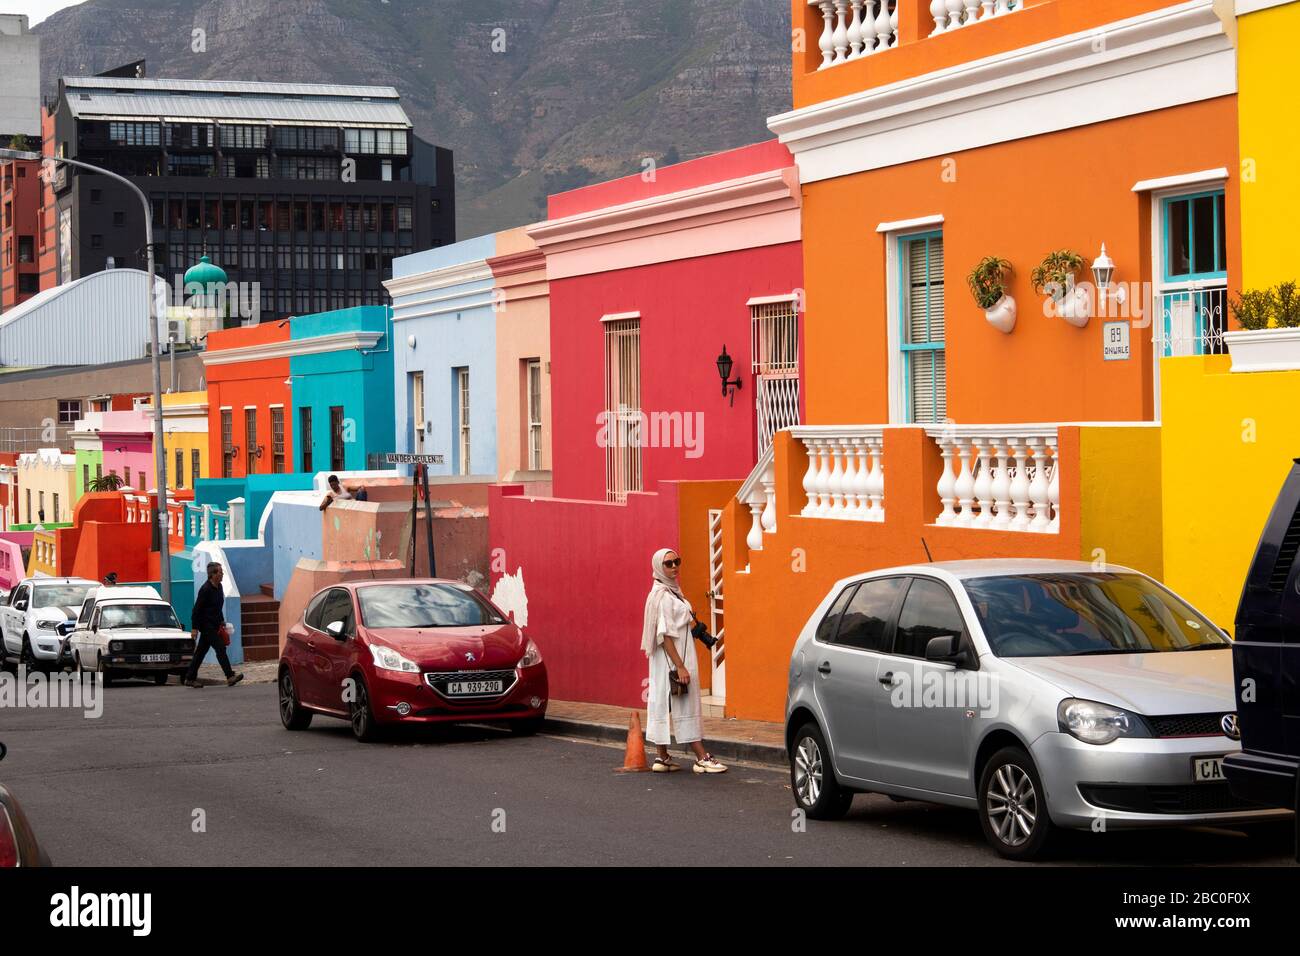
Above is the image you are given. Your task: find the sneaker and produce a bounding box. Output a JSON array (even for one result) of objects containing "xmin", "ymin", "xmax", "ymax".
[
  {"xmin": 186, "ymin": 679, "xmax": 203, "ymax": 688},
  {"xmin": 227, "ymin": 673, "xmax": 245, "ymax": 687},
  {"xmin": 651, "ymin": 757, "xmax": 680, "ymax": 773},
  {"xmin": 693, "ymin": 753, "xmax": 728, "ymax": 774}
]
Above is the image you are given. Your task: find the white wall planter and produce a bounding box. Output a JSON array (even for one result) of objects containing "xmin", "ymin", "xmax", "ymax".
[
  {"xmin": 1224, "ymin": 327, "xmax": 1300, "ymax": 372},
  {"xmin": 1055, "ymin": 286, "xmax": 1092, "ymax": 328},
  {"xmin": 984, "ymin": 294, "xmax": 1017, "ymax": 333}
]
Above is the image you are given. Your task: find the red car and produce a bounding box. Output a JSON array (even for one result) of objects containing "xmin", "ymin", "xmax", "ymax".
[{"xmin": 277, "ymin": 579, "xmax": 547, "ymax": 742}]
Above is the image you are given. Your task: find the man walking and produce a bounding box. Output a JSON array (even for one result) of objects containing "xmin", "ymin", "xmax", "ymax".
[{"xmin": 185, "ymin": 562, "xmax": 244, "ymax": 688}]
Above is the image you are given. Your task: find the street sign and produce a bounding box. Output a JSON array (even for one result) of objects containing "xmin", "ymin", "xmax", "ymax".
[
  {"xmin": 385, "ymin": 453, "xmax": 444, "ymax": 465},
  {"xmin": 1102, "ymin": 321, "xmax": 1130, "ymax": 361}
]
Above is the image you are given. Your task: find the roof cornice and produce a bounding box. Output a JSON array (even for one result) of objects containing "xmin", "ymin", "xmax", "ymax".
[
  {"xmin": 201, "ymin": 330, "xmax": 383, "ymax": 366},
  {"xmin": 383, "ymin": 258, "xmax": 494, "ymax": 300}
]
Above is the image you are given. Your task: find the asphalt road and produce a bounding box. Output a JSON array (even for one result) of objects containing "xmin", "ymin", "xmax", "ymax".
[{"xmin": 1, "ymin": 678, "xmax": 1293, "ymax": 867}]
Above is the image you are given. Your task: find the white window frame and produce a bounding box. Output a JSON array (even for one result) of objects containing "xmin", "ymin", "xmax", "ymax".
[
  {"xmin": 526, "ymin": 359, "xmax": 543, "ymax": 472},
  {"xmin": 602, "ymin": 315, "xmax": 643, "ymax": 502},
  {"xmin": 456, "ymin": 368, "xmax": 471, "ymax": 476},
  {"xmin": 885, "ymin": 223, "xmax": 946, "ymax": 425}
]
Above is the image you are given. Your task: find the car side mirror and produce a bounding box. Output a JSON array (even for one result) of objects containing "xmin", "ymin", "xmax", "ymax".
[
  {"xmin": 925, "ymin": 634, "xmax": 967, "ymax": 665},
  {"xmin": 326, "ymin": 620, "xmax": 347, "ymax": 641},
  {"xmin": 14, "ymin": 600, "xmax": 26, "ymax": 611}
]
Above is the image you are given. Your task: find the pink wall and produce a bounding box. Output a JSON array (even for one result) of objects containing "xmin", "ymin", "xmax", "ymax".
[
  {"xmin": 550, "ymin": 241, "xmax": 802, "ymax": 501},
  {"xmin": 548, "ymin": 140, "xmax": 796, "ymax": 219},
  {"xmin": 488, "ymin": 483, "xmax": 681, "ymax": 708},
  {"xmin": 99, "ymin": 411, "xmax": 156, "ymax": 490},
  {"xmin": 0, "ymin": 537, "xmax": 25, "ymax": 590}
]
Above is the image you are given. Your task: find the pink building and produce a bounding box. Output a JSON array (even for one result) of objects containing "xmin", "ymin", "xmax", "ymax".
[{"xmin": 99, "ymin": 409, "xmax": 157, "ymax": 492}]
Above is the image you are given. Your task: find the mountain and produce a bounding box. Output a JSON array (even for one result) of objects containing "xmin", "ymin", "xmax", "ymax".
[{"xmin": 34, "ymin": 0, "xmax": 794, "ymax": 237}]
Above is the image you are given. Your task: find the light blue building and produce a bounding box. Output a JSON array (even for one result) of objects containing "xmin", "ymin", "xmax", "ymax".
[
  {"xmin": 385, "ymin": 235, "xmax": 498, "ymax": 478},
  {"xmin": 289, "ymin": 306, "xmax": 396, "ymax": 474}
]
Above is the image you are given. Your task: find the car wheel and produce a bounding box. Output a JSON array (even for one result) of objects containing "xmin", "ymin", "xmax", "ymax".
[
  {"xmin": 978, "ymin": 746, "xmax": 1058, "ymax": 861},
  {"xmin": 349, "ymin": 676, "xmax": 380, "ymax": 742},
  {"xmin": 96, "ymin": 654, "xmax": 114, "ymax": 687},
  {"xmin": 790, "ymin": 722, "xmax": 854, "ymax": 820},
  {"xmin": 0, "ymin": 641, "xmax": 14, "ymax": 674},
  {"xmin": 19, "ymin": 634, "xmax": 39, "ymax": 672},
  {"xmin": 278, "ymin": 668, "xmax": 313, "ymax": 731},
  {"xmin": 153, "ymin": 673, "xmax": 169, "ymax": 686},
  {"xmin": 509, "ymin": 716, "xmax": 545, "ymax": 736}
]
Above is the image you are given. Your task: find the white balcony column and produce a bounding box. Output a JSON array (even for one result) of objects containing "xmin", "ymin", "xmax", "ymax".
[
  {"xmin": 1007, "ymin": 437, "xmax": 1032, "ymax": 531},
  {"xmin": 1027, "ymin": 438, "xmax": 1052, "ymax": 532},
  {"xmin": 202, "ymin": 504, "xmax": 212, "ymax": 542},
  {"xmin": 929, "ymin": 0, "xmax": 947, "ymax": 34},
  {"xmin": 989, "ymin": 441, "xmax": 1013, "ymax": 529},
  {"xmin": 847, "ymin": 0, "xmax": 866, "ymax": 58},
  {"xmin": 814, "ymin": 1, "xmax": 836, "ymax": 69},
  {"xmin": 963, "ymin": 0, "xmax": 981, "ymax": 25},
  {"xmin": 832, "ymin": 0, "xmax": 851, "ymax": 63},
  {"xmin": 800, "ymin": 438, "xmax": 822, "ymax": 517},
  {"xmin": 760, "ymin": 461, "xmax": 778, "ymax": 535},
  {"xmin": 871, "ymin": 0, "xmax": 891, "ymax": 50},
  {"xmin": 889, "ymin": 2, "xmax": 899, "ymax": 47},
  {"xmin": 980, "ymin": 0, "xmax": 995, "ymax": 19},
  {"xmin": 945, "ymin": 0, "xmax": 965, "ymax": 29},
  {"xmin": 971, "ymin": 438, "xmax": 994, "ymax": 527},
  {"xmin": 849, "ymin": 438, "xmax": 871, "ymax": 519},
  {"xmin": 745, "ymin": 493, "xmax": 766, "ymax": 555},
  {"xmin": 828, "ymin": 439, "xmax": 848, "ymax": 515},
  {"xmin": 954, "ymin": 439, "xmax": 977, "ymax": 527},
  {"xmin": 867, "ymin": 435, "xmax": 885, "ymax": 521},
  {"xmin": 995, "ymin": 0, "xmax": 1013, "ymax": 13},
  {"xmin": 813, "ymin": 439, "xmax": 834, "ymax": 516},
  {"xmin": 1047, "ymin": 438, "xmax": 1061, "ymax": 533},
  {"xmin": 935, "ymin": 435, "xmax": 958, "ymax": 525}
]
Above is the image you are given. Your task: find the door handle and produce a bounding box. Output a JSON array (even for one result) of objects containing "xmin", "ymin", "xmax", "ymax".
[
  {"xmin": 816, "ymin": 661, "xmax": 832, "ymax": 675},
  {"xmin": 307, "ymin": 641, "xmax": 316, "ymax": 650},
  {"xmin": 878, "ymin": 671, "xmax": 895, "ymax": 686}
]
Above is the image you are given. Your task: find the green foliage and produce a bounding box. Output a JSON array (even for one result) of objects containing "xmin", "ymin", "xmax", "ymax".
[
  {"xmin": 1030, "ymin": 250, "xmax": 1084, "ymax": 299},
  {"xmin": 1229, "ymin": 282, "xmax": 1300, "ymax": 331},
  {"xmin": 1274, "ymin": 281, "xmax": 1300, "ymax": 328},
  {"xmin": 88, "ymin": 474, "xmax": 125, "ymax": 493},
  {"xmin": 967, "ymin": 257, "xmax": 1012, "ymax": 310}
]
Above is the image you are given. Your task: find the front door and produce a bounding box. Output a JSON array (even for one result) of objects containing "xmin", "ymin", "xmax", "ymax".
[
  {"xmin": 872, "ymin": 577, "xmax": 976, "ymax": 796},
  {"xmin": 812, "ymin": 576, "xmax": 906, "ymax": 784},
  {"xmin": 411, "ymin": 372, "xmax": 426, "ymax": 456}
]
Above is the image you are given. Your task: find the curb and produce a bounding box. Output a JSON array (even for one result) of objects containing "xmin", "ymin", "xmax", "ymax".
[{"xmin": 542, "ymin": 716, "xmax": 787, "ymax": 767}]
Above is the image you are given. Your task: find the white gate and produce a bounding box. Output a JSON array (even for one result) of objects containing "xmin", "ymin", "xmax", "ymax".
[
  {"xmin": 752, "ymin": 298, "xmax": 800, "ymax": 454},
  {"xmin": 707, "ymin": 507, "xmax": 726, "ymax": 701}
]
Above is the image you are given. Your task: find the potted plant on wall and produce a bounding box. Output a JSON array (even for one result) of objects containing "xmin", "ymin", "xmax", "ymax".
[
  {"xmin": 1224, "ymin": 281, "xmax": 1300, "ymax": 372},
  {"xmin": 1031, "ymin": 249, "xmax": 1089, "ymax": 327},
  {"xmin": 967, "ymin": 256, "xmax": 1016, "ymax": 333}
]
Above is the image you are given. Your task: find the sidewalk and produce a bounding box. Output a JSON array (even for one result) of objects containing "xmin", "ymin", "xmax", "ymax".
[{"xmin": 544, "ymin": 700, "xmax": 786, "ymax": 766}]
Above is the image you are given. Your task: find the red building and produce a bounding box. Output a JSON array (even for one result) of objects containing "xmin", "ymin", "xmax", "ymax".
[
  {"xmin": 0, "ymin": 153, "xmax": 41, "ymax": 313},
  {"xmin": 201, "ymin": 323, "xmax": 293, "ymax": 479},
  {"xmin": 489, "ymin": 141, "xmax": 804, "ymax": 710}
]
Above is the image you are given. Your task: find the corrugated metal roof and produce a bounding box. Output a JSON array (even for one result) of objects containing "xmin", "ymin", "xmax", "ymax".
[
  {"xmin": 64, "ymin": 76, "xmax": 402, "ymax": 99},
  {"xmin": 0, "ymin": 270, "xmax": 170, "ymax": 368}
]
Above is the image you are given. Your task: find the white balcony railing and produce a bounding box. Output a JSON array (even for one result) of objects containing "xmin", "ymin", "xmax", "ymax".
[
  {"xmin": 808, "ymin": 0, "xmax": 1024, "ymax": 71},
  {"xmin": 736, "ymin": 443, "xmax": 777, "ymax": 567},
  {"xmin": 926, "ymin": 425, "xmax": 1059, "ymax": 532},
  {"xmin": 928, "ymin": 0, "xmax": 1023, "ymax": 37},
  {"xmin": 795, "ymin": 426, "xmax": 887, "ymax": 521}
]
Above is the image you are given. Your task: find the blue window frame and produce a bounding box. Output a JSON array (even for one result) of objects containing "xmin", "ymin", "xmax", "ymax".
[
  {"xmin": 1159, "ymin": 189, "xmax": 1228, "ymax": 358},
  {"xmin": 898, "ymin": 231, "xmax": 946, "ymax": 424}
]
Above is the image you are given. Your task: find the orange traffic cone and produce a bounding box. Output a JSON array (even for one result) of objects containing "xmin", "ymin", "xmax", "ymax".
[{"xmin": 616, "ymin": 711, "xmax": 650, "ymax": 773}]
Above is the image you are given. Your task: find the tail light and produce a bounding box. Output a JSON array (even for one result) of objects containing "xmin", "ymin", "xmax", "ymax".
[{"xmin": 0, "ymin": 806, "xmax": 19, "ymax": 867}]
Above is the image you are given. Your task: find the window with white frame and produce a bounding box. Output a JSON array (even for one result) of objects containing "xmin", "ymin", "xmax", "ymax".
[
  {"xmin": 899, "ymin": 232, "xmax": 947, "ymax": 424},
  {"xmin": 1155, "ymin": 188, "xmax": 1228, "ymax": 358},
  {"xmin": 456, "ymin": 368, "xmax": 471, "ymax": 476},
  {"xmin": 603, "ymin": 317, "xmax": 642, "ymax": 502},
  {"xmin": 526, "ymin": 359, "xmax": 543, "ymax": 471},
  {"xmin": 751, "ymin": 298, "xmax": 801, "ymax": 454}
]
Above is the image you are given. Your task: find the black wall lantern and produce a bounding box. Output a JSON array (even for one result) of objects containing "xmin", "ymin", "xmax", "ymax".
[{"xmin": 716, "ymin": 345, "xmax": 743, "ymax": 407}]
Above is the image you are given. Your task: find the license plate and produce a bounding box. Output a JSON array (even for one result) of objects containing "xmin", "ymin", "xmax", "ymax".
[
  {"xmin": 446, "ymin": 680, "xmax": 503, "ymax": 696},
  {"xmin": 140, "ymin": 654, "xmax": 171, "ymax": 663},
  {"xmin": 1194, "ymin": 757, "xmax": 1225, "ymax": 782}
]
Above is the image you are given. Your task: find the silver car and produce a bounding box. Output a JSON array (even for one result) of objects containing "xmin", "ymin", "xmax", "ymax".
[{"xmin": 785, "ymin": 559, "xmax": 1291, "ymax": 859}]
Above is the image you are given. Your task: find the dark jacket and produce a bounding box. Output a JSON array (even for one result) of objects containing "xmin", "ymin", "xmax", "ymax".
[{"xmin": 192, "ymin": 579, "xmax": 226, "ymax": 635}]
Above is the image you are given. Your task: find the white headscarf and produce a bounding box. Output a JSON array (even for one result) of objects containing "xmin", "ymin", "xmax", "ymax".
[{"xmin": 641, "ymin": 547, "xmax": 690, "ymax": 658}]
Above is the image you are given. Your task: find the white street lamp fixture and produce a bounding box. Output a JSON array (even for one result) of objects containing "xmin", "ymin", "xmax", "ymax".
[{"xmin": 1090, "ymin": 242, "xmax": 1126, "ymax": 313}]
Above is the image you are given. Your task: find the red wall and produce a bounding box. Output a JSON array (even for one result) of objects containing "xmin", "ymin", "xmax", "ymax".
[
  {"xmin": 205, "ymin": 324, "xmax": 292, "ymax": 478},
  {"xmin": 489, "ymin": 483, "xmax": 681, "ymax": 708},
  {"xmin": 550, "ymin": 241, "xmax": 803, "ymax": 501}
]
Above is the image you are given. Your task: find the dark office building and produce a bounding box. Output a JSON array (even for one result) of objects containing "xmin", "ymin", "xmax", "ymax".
[{"xmin": 45, "ymin": 72, "xmax": 454, "ymax": 323}]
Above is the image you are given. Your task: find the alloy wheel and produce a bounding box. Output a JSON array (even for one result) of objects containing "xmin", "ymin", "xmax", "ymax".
[
  {"xmin": 351, "ymin": 682, "xmax": 369, "ymax": 738},
  {"xmin": 986, "ymin": 763, "xmax": 1038, "ymax": 847},
  {"xmin": 279, "ymin": 671, "xmax": 296, "ymax": 724},
  {"xmin": 794, "ymin": 737, "xmax": 823, "ymax": 807}
]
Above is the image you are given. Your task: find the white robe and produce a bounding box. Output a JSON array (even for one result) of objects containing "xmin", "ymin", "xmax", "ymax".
[{"xmin": 645, "ymin": 592, "xmax": 702, "ymax": 746}]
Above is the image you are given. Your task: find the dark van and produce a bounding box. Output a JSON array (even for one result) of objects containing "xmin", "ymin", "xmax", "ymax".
[{"xmin": 1224, "ymin": 461, "xmax": 1300, "ymax": 817}]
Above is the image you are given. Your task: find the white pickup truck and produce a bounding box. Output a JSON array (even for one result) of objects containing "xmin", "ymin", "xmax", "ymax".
[
  {"xmin": 66, "ymin": 586, "xmax": 195, "ymax": 686},
  {"xmin": 0, "ymin": 577, "xmax": 98, "ymax": 672}
]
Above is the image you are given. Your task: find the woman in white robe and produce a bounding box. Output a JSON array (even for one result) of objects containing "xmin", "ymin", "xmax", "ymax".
[{"xmin": 641, "ymin": 548, "xmax": 728, "ymax": 774}]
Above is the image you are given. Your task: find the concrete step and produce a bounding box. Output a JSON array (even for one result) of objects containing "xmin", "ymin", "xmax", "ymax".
[{"xmin": 260, "ymin": 583, "xmax": 274, "ymax": 597}]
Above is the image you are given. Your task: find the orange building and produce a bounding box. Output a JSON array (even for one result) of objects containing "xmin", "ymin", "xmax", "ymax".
[
  {"xmin": 718, "ymin": 0, "xmax": 1242, "ymax": 721},
  {"xmin": 201, "ymin": 323, "xmax": 294, "ymax": 480}
]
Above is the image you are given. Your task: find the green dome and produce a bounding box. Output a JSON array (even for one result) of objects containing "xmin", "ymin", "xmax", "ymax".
[{"xmin": 183, "ymin": 255, "xmax": 227, "ymax": 294}]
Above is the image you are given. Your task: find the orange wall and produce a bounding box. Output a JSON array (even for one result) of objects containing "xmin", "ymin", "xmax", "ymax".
[
  {"xmin": 791, "ymin": 0, "xmax": 1207, "ymax": 109},
  {"xmin": 205, "ymin": 325, "xmax": 293, "ymax": 478},
  {"xmin": 802, "ymin": 96, "xmax": 1240, "ymax": 426}
]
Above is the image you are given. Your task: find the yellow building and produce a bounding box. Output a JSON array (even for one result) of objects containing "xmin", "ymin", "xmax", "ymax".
[
  {"xmin": 15, "ymin": 448, "xmax": 77, "ymax": 529},
  {"xmin": 1237, "ymin": 0, "xmax": 1300, "ymax": 288},
  {"xmin": 148, "ymin": 391, "xmax": 209, "ymax": 491},
  {"xmin": 1161, "ymin": 354, "xmax": 1300, "ymax": 633}
]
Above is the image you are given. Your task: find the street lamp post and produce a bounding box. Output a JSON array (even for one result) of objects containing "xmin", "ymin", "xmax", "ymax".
[{"xmin": 0, "ymin": 147, "xmax": 172, "ymax": 605}]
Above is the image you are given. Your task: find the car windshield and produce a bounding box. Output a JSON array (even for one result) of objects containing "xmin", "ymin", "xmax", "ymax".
[
  {"xmin": 358, "ymin": 584, "xmax": 508, "ymax": 630},
  {"xmin": 963, "ymin": 572, "xmax": 1230, "ymax": 658},
  {"xmin": 99, "ymin": 603, "xmax": 181, "ymax": 630},
  {"xmin": 33, "ymin": 585, "xmax": 92, "ymax": 610}
]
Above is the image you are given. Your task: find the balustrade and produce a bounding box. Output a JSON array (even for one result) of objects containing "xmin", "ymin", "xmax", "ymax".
[{"xmin": 926, "ymin": 426, "xmax": 1059, "ymax": 532}]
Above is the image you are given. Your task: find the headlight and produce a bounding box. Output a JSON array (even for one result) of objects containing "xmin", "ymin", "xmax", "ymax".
[
  {"xmin": 34, "ymin": 618, "xmax": 63, "ymax": 631},
  {"xmin": 111, "ymin": 641, "xmax": 124, "ymax": 653},
  {"xmin": 1057, "ymin": 698, "xmax": 1150, "ymax": 745},
  {"xmin": 518, "ymin": 638, "xmax": 542, "ymax": 668},
  {"xmin": 368, "ymin": 644, "xmax": 420, "ymax": 673}
]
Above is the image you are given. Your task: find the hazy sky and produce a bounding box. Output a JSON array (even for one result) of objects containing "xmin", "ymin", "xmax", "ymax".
[{"xmin": 7, "ymin": 1, "xmax": 85, "ymax": 26}]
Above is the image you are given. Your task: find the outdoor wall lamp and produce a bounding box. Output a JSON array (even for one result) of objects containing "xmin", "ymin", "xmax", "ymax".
[
  {"xmin": 255, "ymin": 445, "xmax": 265, "ymax": 459},
  {"xmin": 229, "ymin": 445, "xmax": 240, "ymax": 458},
  {"xmin": 1091, "ymin": 243, "xmax": 1127, "ymax": 310},
  {"xmin": 716, "ymin": 345, "xmax": 743, "ymax": 407}
]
